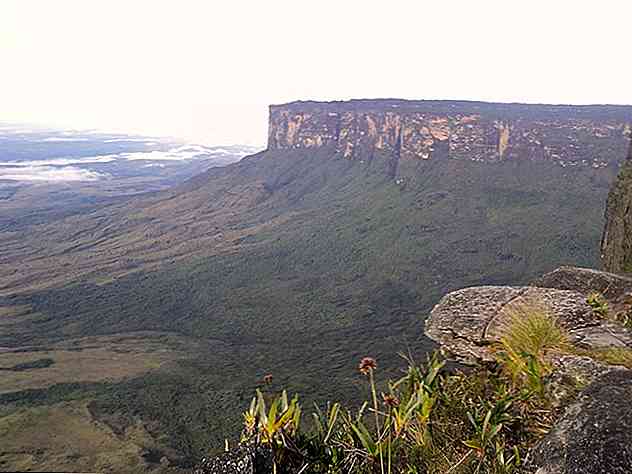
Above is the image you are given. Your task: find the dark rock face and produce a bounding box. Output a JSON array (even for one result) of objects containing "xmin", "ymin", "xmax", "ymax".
[
  {"xmin": 602, "ymin": 141, "xmax": 632, "ymax": 274},
  {"xmin": 268, "ymin": 99, "xmax": 631, "ymax": 168},
  {"xmin": 527, "ymin": 369, "xmax": 632, "ymax": 474},
  {"xmin": 533, "ymin": 265, "xmax": 632, "ymax": 297},
  {"xmin": 533, "ymin": 266, "xmax": 632, "ymax": 325},
  {"xmin": 424, "ymin": 270, "xmax": 632, "ymax": 364},
  {"xmin": 193, "ymin": 445, "xmax": 273, "ymax": 474}
]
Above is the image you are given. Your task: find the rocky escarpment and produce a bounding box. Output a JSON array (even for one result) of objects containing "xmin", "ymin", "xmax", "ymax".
[
  {"xmin": 268, "ymin": 100, "xmax": 632, "ymax": 172},
  {"xmin": 424, "ymin": 266, "xmax": 632, "ymax": 473},
  {"xmin": 601, "ymin": 141, "xmax": 632, "ymax": 273},
  {"xmin": 424, "ymin": 266, "xmax": 632, "ymax": 364}
]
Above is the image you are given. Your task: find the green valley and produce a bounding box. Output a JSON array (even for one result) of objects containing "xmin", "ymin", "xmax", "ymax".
[{"xmin": 0, "ymin": 100, "xmax": 630, "ymax": 472}]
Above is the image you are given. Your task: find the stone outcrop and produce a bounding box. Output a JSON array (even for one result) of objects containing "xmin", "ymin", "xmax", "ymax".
[
  {"xmin": 527, "ymin": 369, "xmax": 632, "ymax": 474},
  {"xmin": 424, "ymin": 266, "xmax": 632, "ymax": 473},
  {"xmin": 532, "ymin": 265, "xmax": 632, "ymax": 297},
  {"xmin": 601, "ymin": 140, "xmax": 632, "ymax": 274},
  {"xmin": 423, "ymin": 275, "xmax": 632, "ymax": 364},
  {"xmin": 268, "ymin": 100, "xmax": 632, "ymax": 168},
  {"xmin": 193, "ymin": 444, "xmax": 272, "ymax": 474}
]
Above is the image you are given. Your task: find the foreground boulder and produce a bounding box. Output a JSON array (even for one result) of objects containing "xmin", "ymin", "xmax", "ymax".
[
  {"xmin": 424, "ymin": 266, "xmax": 632, "ymax": 472},
  {"xmin": 527, "ymin": 369, "xmax": 632, "ymax": 474},
  {"xmin": 424, "ymin": 271, "xmax": 632, "ymax": 364}
]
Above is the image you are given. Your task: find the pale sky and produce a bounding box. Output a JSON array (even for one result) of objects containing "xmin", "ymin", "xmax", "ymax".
[{"xmin": 1, "ymin": 0, "xmax": 631, "ymax": 146}]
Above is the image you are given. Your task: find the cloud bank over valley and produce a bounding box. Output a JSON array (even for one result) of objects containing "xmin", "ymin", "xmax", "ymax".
[{"xmin": 0, "ymin": 125, "xmax": 261, "ymax": 183}]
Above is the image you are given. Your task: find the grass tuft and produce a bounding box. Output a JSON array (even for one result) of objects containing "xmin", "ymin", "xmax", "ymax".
[
  {"xmin": 495, "ymin": 304, "xmax": 570, "ymax": 396},
  {"xmin": 578, "ymin": 347, "xmax": 632, "ymax": 369}
]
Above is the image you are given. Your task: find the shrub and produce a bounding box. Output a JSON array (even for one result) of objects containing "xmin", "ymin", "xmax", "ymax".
[
  {"xmin": 586, "ymin": 292, "xmax": 609, "ymax": 318},
  {"xmin": 230, "ymin": 306, "xmax": 579, "ymax": 473}
]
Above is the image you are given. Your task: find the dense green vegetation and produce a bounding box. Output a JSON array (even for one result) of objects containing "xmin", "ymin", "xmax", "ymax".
[
  {"xmin": 0, "ymin": 357, "xmax": 54, "ymax": 371},
  {"xmin": 0, "ymin": 146, "xmax": 619, "ymax": 470},
  {"xmin": 227, "ymin": 307, "xmax": 607, "ymax": 473}
]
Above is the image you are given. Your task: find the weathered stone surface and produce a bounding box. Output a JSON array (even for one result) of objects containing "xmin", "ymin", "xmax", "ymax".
[
  {"xmin": 424, "ymin": 285, "xmax": 632, "ymax": 363},
  {"xmin": 532, "ymin": 266, "xmax": 632, "ymax": 297},
  {"xmin": 534, "ymin": 266, "xmax": 632, "ymax": 330},
  {"xmin": 602, "ymin": 141, "xmax": 632, "ymax": 274},
  {"xmin": 553, "ymin": 355, "xmax": 617, "ymax": 383},
  {"xmin": 546, "ymin": 355, "xmax": 627, "ymax": 406},
  {"xmin": 424, "ymin": 268, "xmax": 632, "ymax": 472},
  {"xmin": 193, "ymin": 444, "xmax": 272, "ymax": 474},
  {"xmin": 527, "ymin": 369, "xmax": 632, "ymax": 474}
]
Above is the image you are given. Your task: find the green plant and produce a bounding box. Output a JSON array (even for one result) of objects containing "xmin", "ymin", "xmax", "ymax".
[
  {"xmin": 461, "ymin": 390, "xmax": 520, "ymax": 473},
  {"xmin": 336, "ymin": 401, "xmax": 384, "ymax": 473},
  {"xmin": 312, "ymin": 402, "xmax": 341, "ymax": 446},
  {"xmin": 495, "ymin": 304, "xmax": 570, "ymax": 396},
  {"xmin": 230, "ymin": 345, "xmax": 573, "ymax": 473},
  {"xmin": 578, "ymin": 347, "xmax": 632, "ymax": 369},
  {"xmin": 309, "ymin": 402, "xmax": 344, "ymax": 470},
  {"xmin": 242, "ymin": 389, "xmax": 303, "ymax": 473},
  {"xmin": 587, "ymin": 292, "xmax": 609, "ymax": 317},
  {"xmin": 391, "ymin": 352, "xmax": 444, "ymax": 447},
  {"xmin": 358, "ymin": 357, "xmax": 386, "ymax": 474}
]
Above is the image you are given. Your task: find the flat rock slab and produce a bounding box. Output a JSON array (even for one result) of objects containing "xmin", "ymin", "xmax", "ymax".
[
  {"xmin": 424, "ymin": 285, "xmax": 632, "ymax": 363},
  {"xmin": 533, "ymin": 266, "xmax": 632, "ymax": 298},
  {"xmin": 528, "ymin": 369, "xmax": 632, "ymax": 474}
]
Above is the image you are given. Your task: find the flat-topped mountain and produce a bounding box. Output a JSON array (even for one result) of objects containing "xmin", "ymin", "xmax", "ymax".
[
  {"xmin": 269, "ymin": 99, "xmax": 631, "ymax": 169},
  {"xmin": 0, "ymin": 99, "xmax": 631, "ymax": 472}
]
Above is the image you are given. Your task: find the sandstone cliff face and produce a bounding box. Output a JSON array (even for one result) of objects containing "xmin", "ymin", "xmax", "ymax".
[
  {"xmin": 602, "ymin": 142, "xmax": 632, "ymax": 273},
  {"xmin": 268, "ymin": 100, "xmax": 631, "ymax": 169}
]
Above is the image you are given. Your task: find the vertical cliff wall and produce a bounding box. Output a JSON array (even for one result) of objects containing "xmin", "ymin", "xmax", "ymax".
[
  {"xmin": 602, "ymin": 141, "xmax": 632, "ymax": 273},
  {"xmin": 268, "ymin": 100, "xmax": 631, "ymax": 169}
]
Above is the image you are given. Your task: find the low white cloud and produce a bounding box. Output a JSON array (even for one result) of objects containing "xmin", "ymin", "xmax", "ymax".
[
  {"xmin": 40, "ymin": 137, "xmax": 91, "ymax": 142},
  {"xmin": 0, "ymin": 156, "xmax": 117, "ymax": 167},
  {"xmin": 119, "ymin": 150, "xmax": 193, "ymax": 161},
  {"xmin": 103, "ymin": 137, "xmax": 162, "ymax": 143},
  {"xmin": 1, "ymin": 128, "xmax": 38, "ymax": 134},
  {"xmin": 0, "ymin": 144, "xmax": 256, "ymax": 182},
  {"xmin": 116, "ymin": 145, "xmax": 248, "ymax": 161},
  {"xmin": 0, "ymin": 165, "xmax": 106, "ymax": 182},
  {"xmin": 205, "ymin": 147, "xmax": 259, "ymax": 156}
]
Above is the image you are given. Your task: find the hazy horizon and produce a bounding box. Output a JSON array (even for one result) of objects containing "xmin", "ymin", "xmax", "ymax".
[{"xmin": 2, "ymin": 0, "xmax": 631, "ymax": 146}]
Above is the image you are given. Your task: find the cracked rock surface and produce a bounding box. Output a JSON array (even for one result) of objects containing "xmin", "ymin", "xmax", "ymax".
[
  {"xmin": 424, "ymin": 267, "xmax": 632, "ymax": 473},
  {"xmin": 424, "ymin": 282, "xmax": 632, "ymax": 363},
  {"xmin": 532, "ymin": 265, "xmax": 632, "ymax": 298},
  {"xmin": 527, "ymin": 369, "xmax": 632, "ymax": 474}
]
